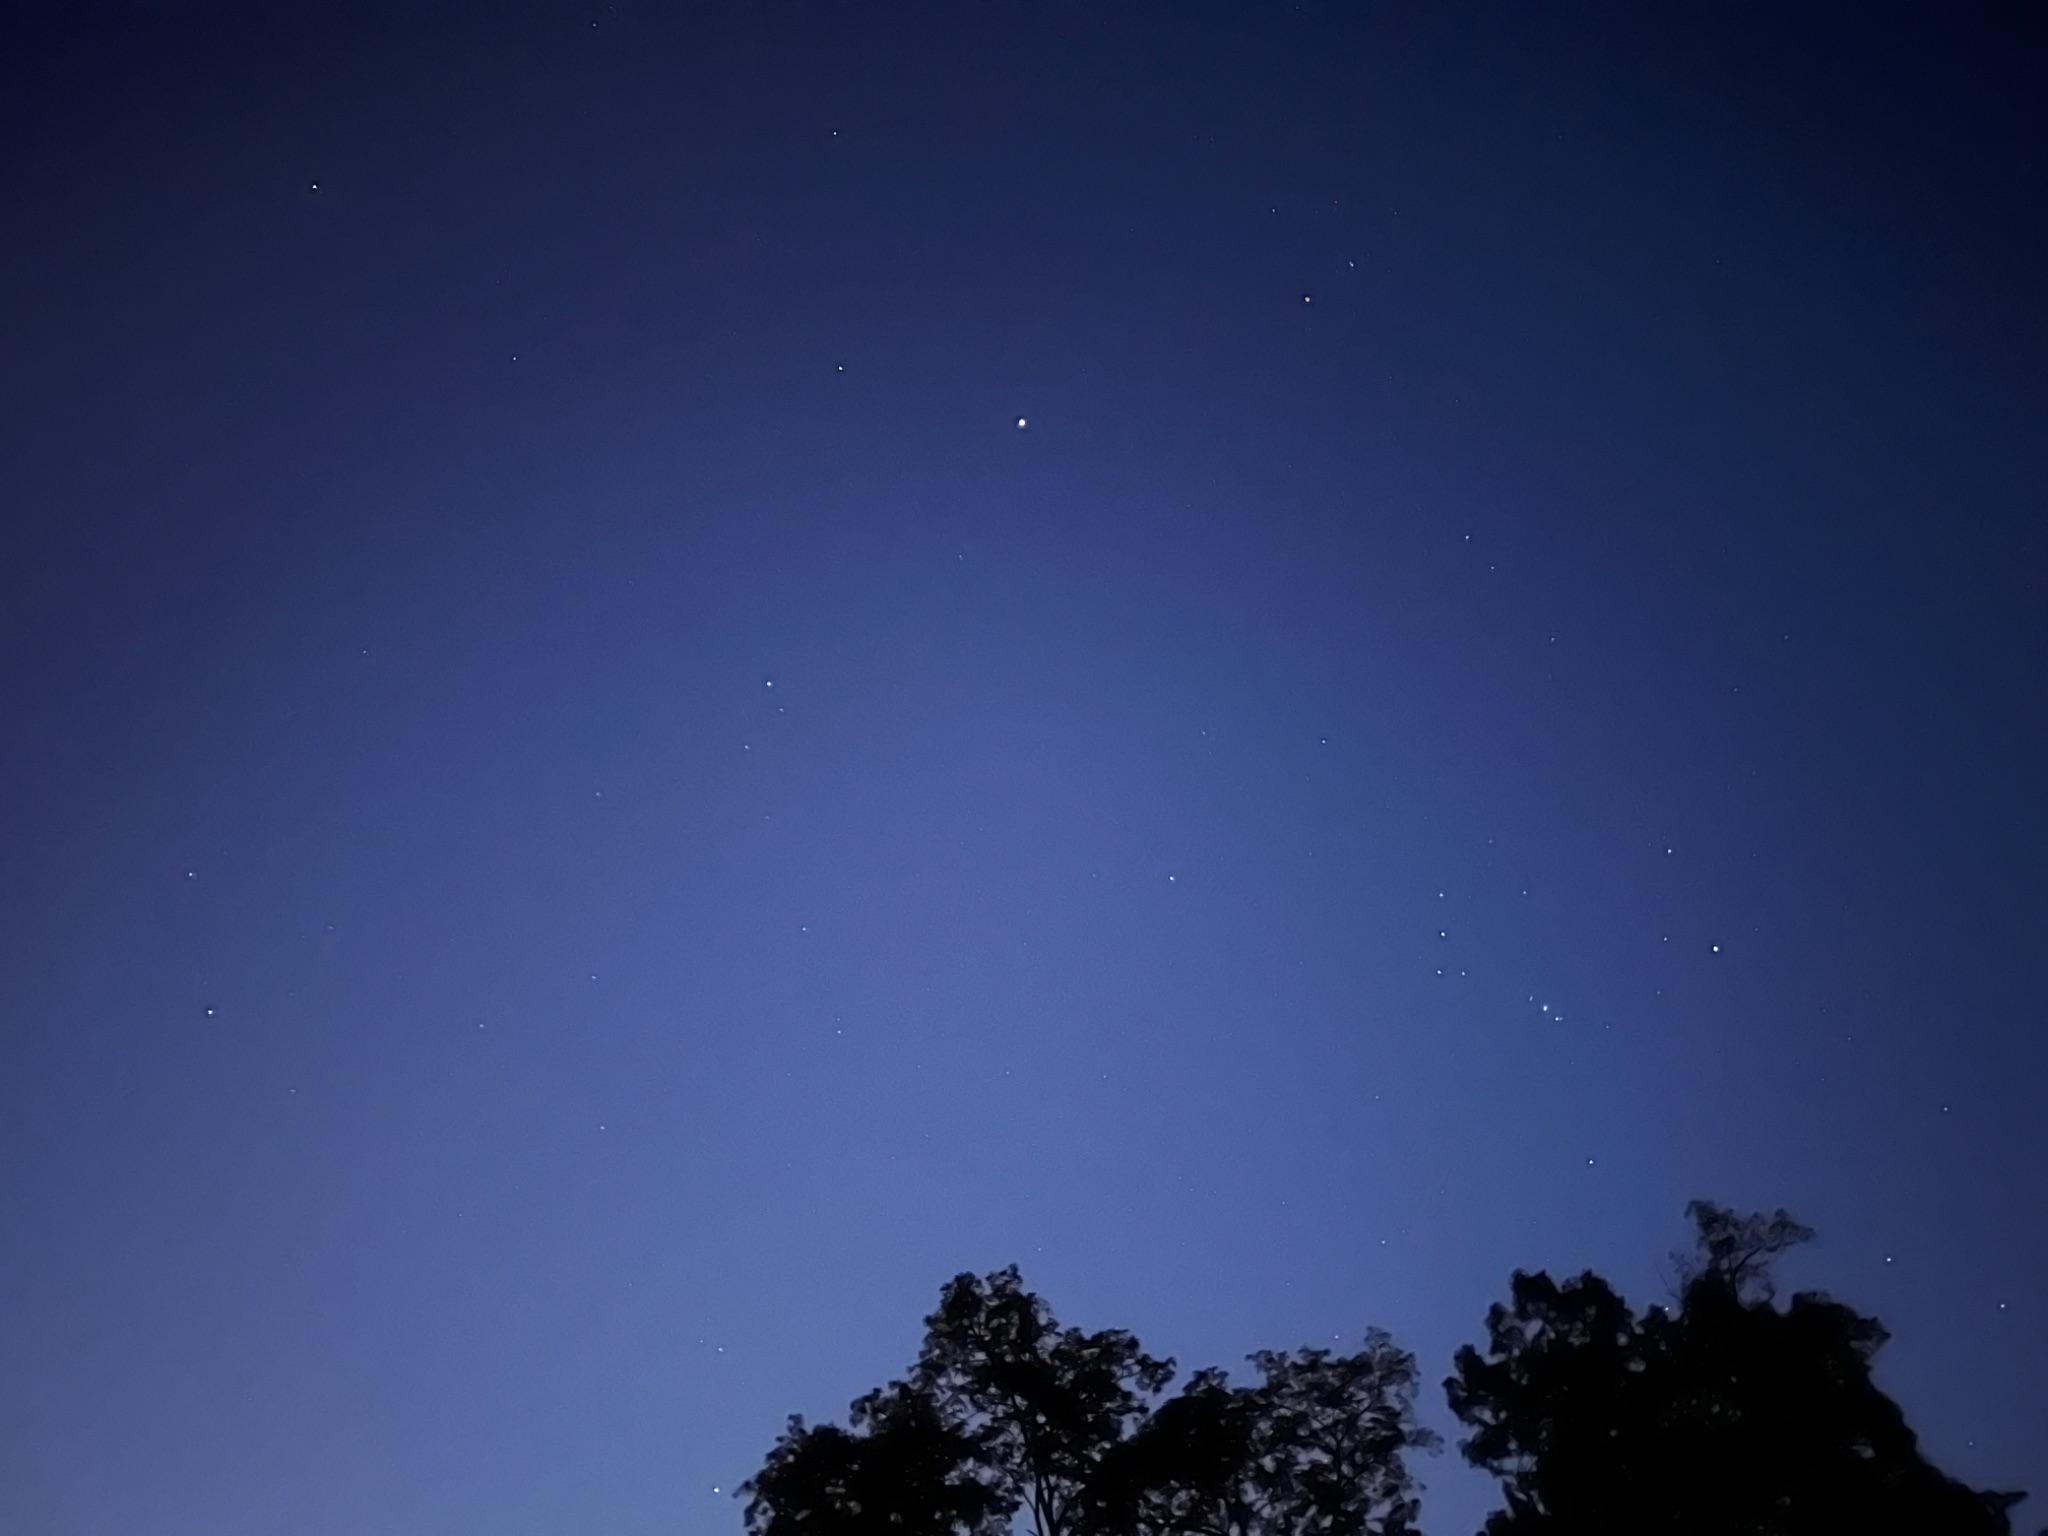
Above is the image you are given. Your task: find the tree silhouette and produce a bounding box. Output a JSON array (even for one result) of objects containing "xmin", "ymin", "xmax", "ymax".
[
  {"xmin": 743, "ymin": 1267, "xmax": 1437, "ymax": 1536},
  {"xmin": 742, "ymin": 1379, "xmax": 1012, "ymax": 1536},
  {"xmin": 1446, "ymin": 1201, "xmax": 2027, "ymax": 1536},
  {"xmin": 1086, "ymin": 1332, "xmax": 1438, "ymax": 1536},
  {"xmin": 913, "ymin": 1266, "xmax": 1174, "ymax": 1536}
]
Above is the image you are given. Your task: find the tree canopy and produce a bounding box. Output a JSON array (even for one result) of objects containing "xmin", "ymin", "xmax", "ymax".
[
  {"xmin": 744, "ymin": 1378, "xmax": 1012, "ymax": 1536},
  {"xmin": 1084, "ymin": 1332, "xmax": 1438, "ymax": 1536},
  {"xmin": 743, "ymin": 1205, "xmax": 2027, "ymax": 1536},
  {"xmin": 1446, "ymin": 1201, "xmax": 2026, "ymax": 1536},
  {"xmin": 741, "ymin": 1266, "xmax": 1437, "ymax": 1536}
]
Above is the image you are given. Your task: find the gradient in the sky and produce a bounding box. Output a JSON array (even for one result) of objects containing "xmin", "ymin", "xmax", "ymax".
[{"xmin": 1, "ymin": 5, "xmax": 2043, "ymax": 1534}]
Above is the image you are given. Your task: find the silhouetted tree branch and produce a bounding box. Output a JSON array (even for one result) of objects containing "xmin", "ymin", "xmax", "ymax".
[
  {"xmin": 743, "ymin": 1268, "xmax": 1436, "ymax": 1536},
  {"xmin": 1088, "ymin": 1332, "xmax": 1438, "ymax": 1536},
  {"xmin": 743, "ymin": 1210, "xmax": 2025, "ymax": 1536},
  {"xmin": 1447, "ymin": 1201, "xmax": 2027, "ymax": 1536},
  {"xmin": 913, "ymin": 1266, "xmax": 1174, "ymax": 1536},
  {"xmin": 742, "ymin": 1379, "xmax": 1012, "ymax": 1536}
]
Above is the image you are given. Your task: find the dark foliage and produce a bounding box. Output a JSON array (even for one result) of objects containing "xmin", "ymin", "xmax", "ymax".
[
  {"xmin": 741, "ymin": 1380, "xmax": 1013, "ymax": 1536},
  {"xmin": 1447, "ymin": 1201, "xmax": 2027, "ymax": 1536},
  {"xmin": 913, "ymin": 1266, "xmax": 1175, "ymax": 1536},
  {"xmin": 746, "ymin": 1213, "xmax": 2027, "ymax": 1536},
  {"xmin": 743, "ymin": 1267, "xmax": 1437, "ymax": 1536},
  {"xmin": 1087, "ymin": 1332, "xmax": 1438, "ymax": 1536}
]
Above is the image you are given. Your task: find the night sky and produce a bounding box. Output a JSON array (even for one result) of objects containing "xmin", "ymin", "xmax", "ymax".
[{"xmin": 2, "ymin": 4, "xmax": 2044, "ymax": 1533}]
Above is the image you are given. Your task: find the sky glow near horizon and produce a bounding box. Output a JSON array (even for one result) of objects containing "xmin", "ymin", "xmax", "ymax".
[{"xmin": 0, "ymin": 5, "xmax": 2043, "ymax": 1534}]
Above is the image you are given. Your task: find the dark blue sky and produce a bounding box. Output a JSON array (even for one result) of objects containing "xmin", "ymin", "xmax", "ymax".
[{"xmin": 2, "ymin": 4, "xmax": 2043, "ymax": 1533}]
